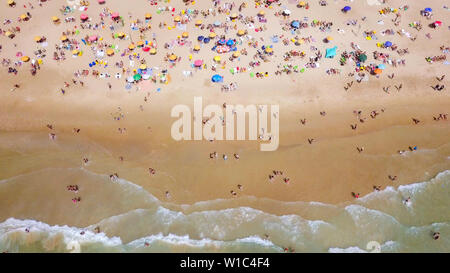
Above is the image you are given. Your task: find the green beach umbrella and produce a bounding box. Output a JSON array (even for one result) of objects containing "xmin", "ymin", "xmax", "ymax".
[
  {"xmin": 133, "ymin": 74, "xmax": 142, "ymax": 81},
  {"xmin": 358, "ymin": 54, "xmax": 367, "ymax": 62}
]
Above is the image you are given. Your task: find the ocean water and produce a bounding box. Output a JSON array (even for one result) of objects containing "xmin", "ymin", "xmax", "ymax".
[{"xmin": 0, "ymin": 168, "xmax": 448, "ymax": 253}]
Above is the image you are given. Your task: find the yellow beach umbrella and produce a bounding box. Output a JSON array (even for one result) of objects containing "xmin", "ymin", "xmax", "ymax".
[
  {"xmin": 21, "ymin": 56, "xmax": 30, "ymax": 62},
  {"xmin": 193, "ymin": 45, "xmax": 201, "ymax": 51},
  {"xmin": 20, "ymin": 14, "xmax": 28, "ymax": 20},
  {"xmin": 182, "ymin": 32, "xmax": 189, "ymax": 38},
  {"xmin": 265, "ymin": 47, "xmax": 273, "ymax": 54},
  {"xmin": 174, "ymin": 16, "xmax": 181, "ymax": 22},
  {"xmin": 34, "ymin": 36, "xmax": 42, "ymax": 42},
  {"xmin": 230, "ymin": 13, "xmax": 238, "ymax": 19},
  {"xmin": 128, "ymin": 44, "xmax": 136, "ymax": 50},
  {"xmin": 258, "ymin": 10, "xmax": 265, "ymax": 16},
  {"xmin": 149, "ymin": 48, "xmax": 157, "ymax": 55},
  {"xmin": 72, "ymin": 49, "xmax": 79, "ymax": 55},
  {"xmin": 209, "ymin": 32, "xmax": 216, "ymax": 38},
  {"xmin": 232, "ymin": 51, "xmax": 241, "ymax": 58},
  {"xmin": 213, "ymin": 55, "xmax": 221, "ymax": 62},
  {"xmin": 106, "ymin": 48, "xmax": 115, "ymax": 56},
  {"xmin": 195, "ymin": 20, "xmax": 202, "ymax": 26},
  {"xmin": 117, "ymin": 32, "xmax": 125, "ymax": 38},
  {"xmin": 145, "ymin": 13, "xmax": 152, "ymax": 20},
  {"xmin": 60, "ymin": 35, "xmax": 68, "ymax": 41},
  {"xmin": 8, "ymin": 0, "xmax": 15, "ymax": 6},
  {"xmin": 137, "ymin": 41, "xmax": 145, "ymax": 47},
  {"xmin": 298, "ymin": 1, "xmax": 306, "ymax": 7},
  {"xmin": 326, "ymin": 36, "xmax": 333, "ymax": 41},
  {"xmin": 139, "ymin": 64, "xmax": 147, "ymax": 70},
  {"xmin": 237, "ymin": 29, "xmax": 246, "ymax": 36},
  {"xmin": 52, "ymin": 16, "xmax": 60, "ymax": 22},
  {"xmin": 5, "ymin": 31, "xmax": 14, "ymax": 38},
  {"xmin": 169, "ymin": 54, "xmax": 177, "ymax": 61}
]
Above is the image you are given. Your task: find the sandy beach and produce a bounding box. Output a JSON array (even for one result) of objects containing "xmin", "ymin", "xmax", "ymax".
[{"xmin": 0, "ymin": 0, "xmax": 449, "ymax": 252}]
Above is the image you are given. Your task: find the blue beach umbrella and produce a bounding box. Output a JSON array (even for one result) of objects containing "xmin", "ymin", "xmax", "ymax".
[
  {"xmin": 424, "ymin": 8, "xmax": 432, "ymax": 12},
  {"xmin": 226, "ymin": 39, "xmax": 234, "ymax": 46},
  {"xmin": 342, "ymin": 6, "xmax": 351, "ymax": 12},
  {"xmin": 325, "ymin": 46, "xmax": 337, "ymax": 58},
  {"xmin": 218, "ymin": 39, "xmax": 226, "ymax": 45},
  {"xmin": 384, "ymin": 41, "xmax": 392, "ymax": 47},
  {"xmin": 197, "ymin": 35, "xmax": 204, "ymax": 41},
  {"xmin": 203, "ymin": 37, "xmax": 211, "ymax": 44},
  {"xmin": 211, "ymin": 74, "xmax": 223, "ymax": 83},
  {"xmin": 377, "ymin": 64, "xmax": 386, "ymax": 70},
  {"xmin": 291, "ymin": 20, "xmax": 300, "ymax": 28},
  {"xmin": 214, "ymin": 21, "xmax": 221, "ymax": 26}
]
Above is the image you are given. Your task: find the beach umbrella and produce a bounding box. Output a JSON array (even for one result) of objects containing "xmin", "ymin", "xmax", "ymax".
[
  {"xmin": 149, "ymin": 48, "xmax": 157, "ymax": 55},
  {"xmin": 214, "ymin": 55, "xmax": 221, "ymax": 62},
  {"xmin": 209, "ymin": 32, "xmax": 217, "ymax": 38},
  {"xmin": 80, "ymin": 14, "xmax": 89, "ymax": 21},
  {"xmin": 195, "ymin": 20, "xmax": 203, "ymax": 26},
  {"xmin": 197, "ymin": 35, "xmax": 204, "ymax": 41},
  {"xmin": 282, "ymin": 9, "xmax": 291, "ymax": 16},
  {"xmin": 117, "ymin": 32, "xmax": 126, "ymax": 39},
  {"xmin": 20, "ymin": 14, "xmax": 29, "ymax": 21},
  {"xmin": 72, "ymin": 49, "xmax": 79, "ymax": 55},
  {"xmin": 106, "ymin": 48, "xmax": 114, "ymax": 56},
  {"xmin": 325, "ymin": 46, "xmax": 337, "ymax": 58},
  {"xmin": 232, "ymin": 51, "xmax": 241, "ymax": 58},
  {"xmin": 194, "ymin": 59, "xmax": 203, "ymax": 67},
  {"xmin": 374, "ymin": 68, "xmax": 382, "ymax": 74},
  {"xmin": 226, "ymin": 39, "xmax": 234, "ymax": 46},
  {"xmin": 128, "ymin": 44, "xmax": 136, "ymax": 50},
  {"xmin": 258, "ymin": 10, "xmax": 265, "ymax": 17},
  {"xmin": 193, "ymin": 45, "xmax": 201, "ymax": 51},
  {"xmin": 21, "ymin": 56, "xmax": 30, "ymax": 62},
  {"xmin": 133, "ymin": 74, "xmax": 142, "ymax": 81},
  {"xmin": 434, "ymin": 21, "xmax": 442, "ymax": 27},
  {"xmin": 139, "ymin": 64, "xmax": 147, "ymax": 70},
  {"xmin": 291, "ymin": 20, "xmax": 300, "ymax": 28},
  {"xmin": 384, "ymin": 41, "xmax": 392, "ymax": 47},
  {"xmin": 169, "ymin": 54, "xmax": 177, "ymax": 61},
  {"xmin": 60, "ymin": 35, "xmax": 68, "ymax": 42},
  {"xmin": 5, "ymin": 31, "xmax": 14, "ymax": 38},
  {"xmin": 51, "ymin": 16, "xmax": 60, "ymax": 22},
  {"xmin": 34, "ymin": 36, "xmax": 42, "ymax": 42},
  {"xmin": 174, "ymin": 16, "xmax": 181, "ymax": 22},
  {"xmin": 230, "ymin": 13, "xmax": 238, "ymax": 20},
  {"xmin": 211, "ymin": 74, "xmax": 223, "ymax": 83},
  {"xmin": 326, "ymin": 36, "xmax": 333, "ymax": 41},
  {"xmin": 98, "ymin": 0, "xmax": 105, "ymax": 4},
  {"xmin": 142, "ymin": 46, "xmax": 150, "ymax": 52},
  {"xmin": 127, "ymin": 76, "xmax": 134, "ymax": 83},
  {"xmin": 88, "ymin": 35, "xmax": 98, "ymax": 42},
  {"xmin": 218, "ymin": 39, "xmax": 226, "ymax": 45},
  {"xmin": 214, "ymin": 21, "xmax": 221, "ymax": 26},
  {"xmin": 424, "ymin": 8, "xmax": 432, "ymax": 12},
  {"xmin": 237, "ymin": 29, "xmax": 246, "ymax": 36},
  {"xmin": 145, "ymin": 13, "xmax": 152, "ymax": 20},
  {"xmin": 137, "ymin": 41, "xmax": 145, "ymax": 47},
  {"xmin": 142, "ymin": 74, "xmax": 151, "ymax": 80},
  {"xmin": 358, "ymin": 54, "xmax": 367, "ymax": 62},
  {"xmin": 182, "ymin": 32, "xmax": 189, "ymax": 38},
  {"xmin": 111, "ymin": 12, "xmax": 120, "ymax": 20},
  {"xmin": 298, "ymin": 1, "xmax": 306, "ymax": 7},
  {"xmin": 342, "ymin": 6, "xmax": 351, "ymax": 12},
  {"xmin": 203, "ymin": 37, "xmax": 211, "ymax": 44},
  {"xmin": 377, "ymin": 64, "xmax": 386, "ymax": 70},
  {"xmin": 8, "ymin": 0, "xmax": 15, "ymax": 6},
  {"xmin": 264, "ymin": 47, "xmax": 273, "ymax": 54}
]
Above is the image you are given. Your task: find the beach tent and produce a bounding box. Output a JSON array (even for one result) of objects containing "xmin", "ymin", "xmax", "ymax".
[
  {"xmin": 384, "ymin": 41, "xmax": 392, "ymax": 47},
  {"xmin": 358, "ymin": 54, "xmax": 367, "ymax": 62},
  {"xmin": 325, "ymin": 46, "xmax": 337, "ymax": 58},
  {"xmin": 342, "ymin": 6, "xmax": 351, "ymax": 12},
  {"xmin": 211, "ymin": 74, "xmax": 223, "ymax": 83}
]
